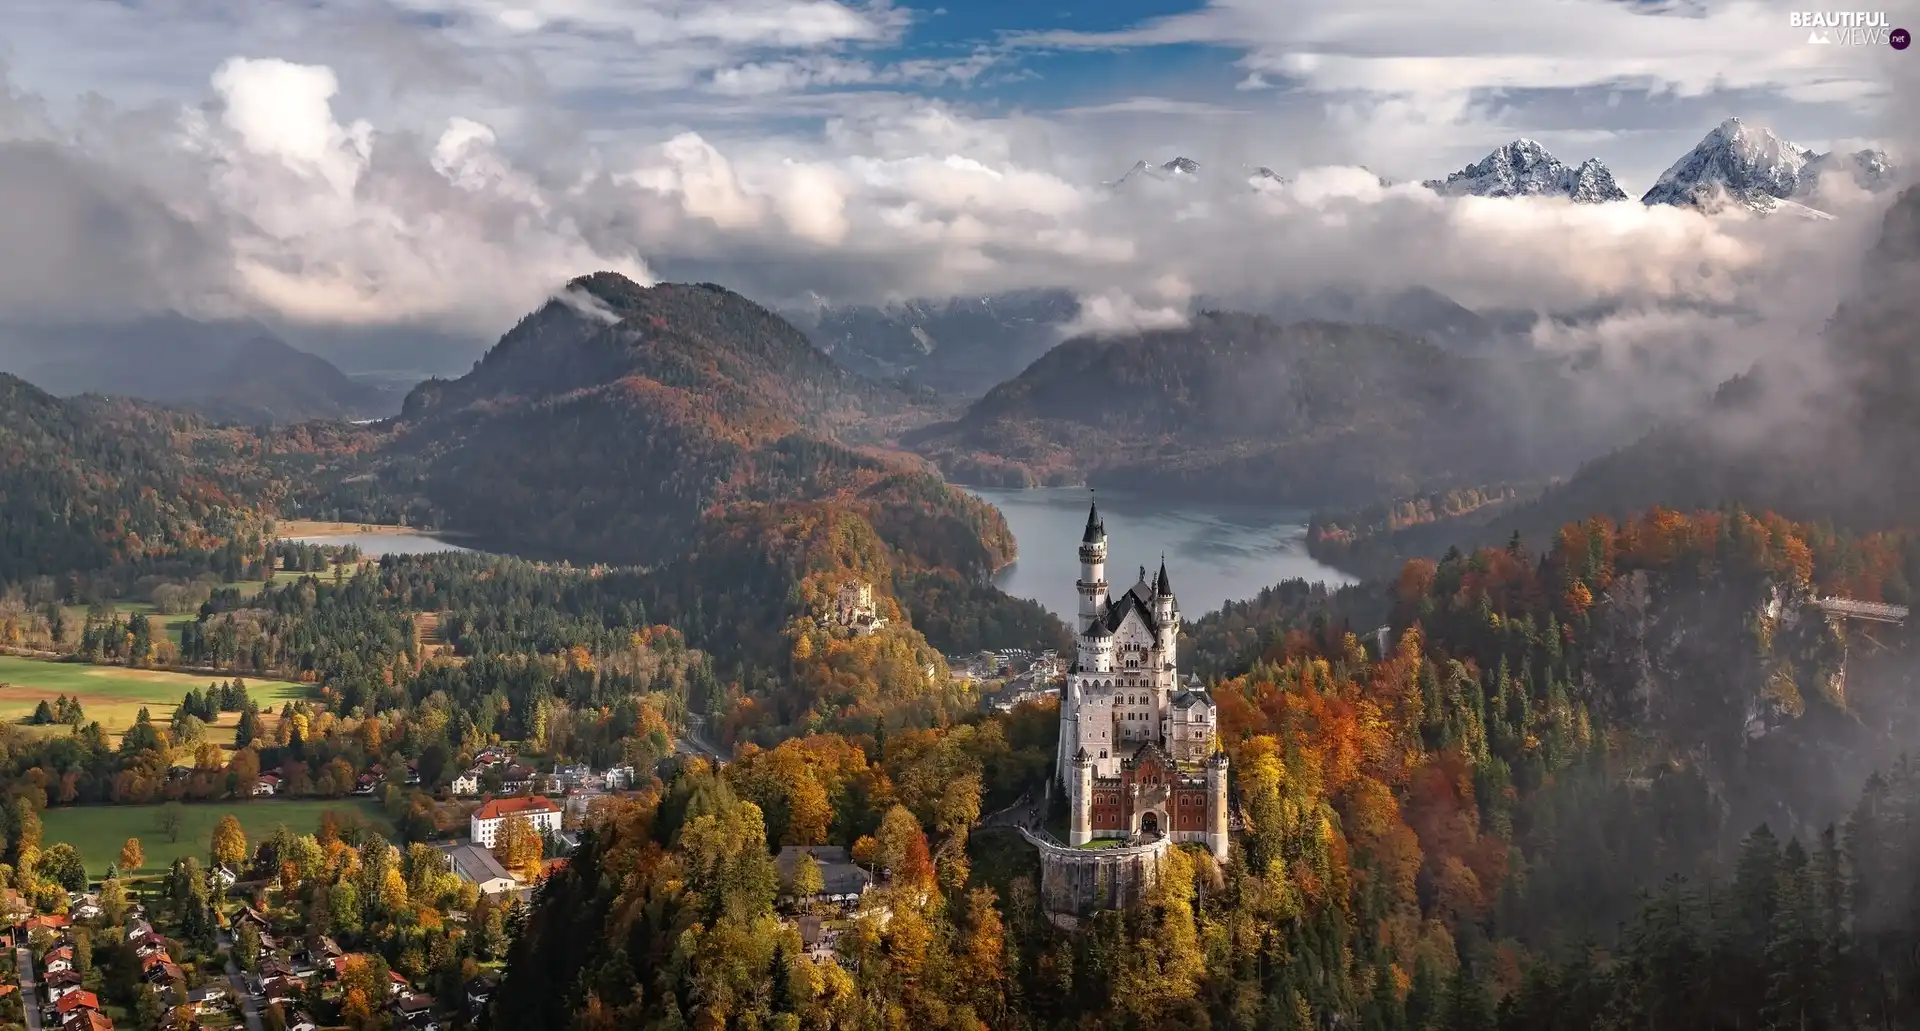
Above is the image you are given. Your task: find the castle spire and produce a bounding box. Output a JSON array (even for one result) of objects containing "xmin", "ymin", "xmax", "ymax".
[
  {"xmin": 1155, "ymin": 555, "xmax": 1172, "ymax": 596},
  {"xmin": 1082, "ymin": 492, "xmax": 1104, "ymax": 543}
]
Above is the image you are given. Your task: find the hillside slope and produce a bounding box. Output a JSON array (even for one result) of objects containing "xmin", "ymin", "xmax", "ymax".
[{"xmin": 0, "ymin": 375, "xmax": 273, "ymax": 582}]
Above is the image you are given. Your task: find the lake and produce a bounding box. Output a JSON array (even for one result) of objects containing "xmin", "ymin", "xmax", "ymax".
[
  {"xmin": 966, "ymin": 486, "xmax": 1356, "ymax": 623},
  {"xmin": 285, "ymin": 533, "xmax": 470, "ymax": 556}
]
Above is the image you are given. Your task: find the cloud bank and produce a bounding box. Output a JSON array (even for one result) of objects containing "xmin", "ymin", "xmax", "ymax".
[{"xmin": 0, "ymin": 42, "xmax": 1906, "ymax": 406}]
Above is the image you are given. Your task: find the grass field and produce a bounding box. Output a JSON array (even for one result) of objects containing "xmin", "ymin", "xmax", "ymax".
[
  {"xmin": 0, "ymin": 656, "xmax": 310, "ymax": 739},
  {"xmin": 43, "ymin": 799, "xmax": 395, "ymax": 878}
]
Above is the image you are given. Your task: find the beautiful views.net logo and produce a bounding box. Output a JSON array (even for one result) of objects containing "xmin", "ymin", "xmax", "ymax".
[{"xmin": 1790, "ymin": 10, "xmax": 1900, "ymax": 45}]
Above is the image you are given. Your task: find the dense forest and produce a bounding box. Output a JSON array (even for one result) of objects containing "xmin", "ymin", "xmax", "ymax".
[{"xmin": 484, "ymin": 506, "xmax": 1920, "ymax": 1031}]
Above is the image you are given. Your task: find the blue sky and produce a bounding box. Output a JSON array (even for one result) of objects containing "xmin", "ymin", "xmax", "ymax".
[{"xmin": 0, "ymin": 0, "xmax": 1909, "ymax": 339}]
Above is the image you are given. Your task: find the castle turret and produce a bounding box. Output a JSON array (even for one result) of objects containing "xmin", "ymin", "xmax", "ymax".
[
  {"xmin": 1205, "ymin": 751, "xmax": 1230, "ymax": 864},
  {"xmin": 1070, "ymin": 748, "xmax": 1095, "ymax": 846},
  {"xmin": 1078, "ymin": 618, "xmax": 1115, "ymax": 673},
  {"xmin": 1078, "ymin": 499, "xmax": 1109, "ymax": 627},
  {"xmin": 1153, "ymin": 557, "xmax": 1179, "ymax": 651}
]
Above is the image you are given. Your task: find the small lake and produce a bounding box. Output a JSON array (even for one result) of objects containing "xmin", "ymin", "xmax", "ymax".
[
  {"xmin": 965, "ymin": 486, "xmax": 1355, "ymax": 623},
  {"xmin": 284, "ymin": 533, "xmax": 470, "ymax": 556}
]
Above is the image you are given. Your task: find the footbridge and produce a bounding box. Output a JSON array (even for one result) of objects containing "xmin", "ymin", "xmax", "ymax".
[{"xmin": 1814, "ymin": 598, "xmax": 1909, "ymax": 625}]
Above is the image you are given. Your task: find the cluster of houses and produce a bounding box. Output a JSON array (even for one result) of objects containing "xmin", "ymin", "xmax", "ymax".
[
  {"xmin": 20, "ymin": 911, "xmax": 119, "ymax": 1031},
  {"xmin": 231, "ymin": 904, "xmax": 468, "ymax": 1031},
  {"xmin": 449, "ymin": 747, "xmax": 635, "ymax": 801},
  {"xmin": 16, "ymin": 908, "xmax": 240, "ymax": 1031}
]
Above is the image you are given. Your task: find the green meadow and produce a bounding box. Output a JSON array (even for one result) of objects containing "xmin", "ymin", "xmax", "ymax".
[
  {"xmin": 42, "ymin": 799, "xmax": 394, "ymax": 878},
  {"xmin": 0, "ymin": 655, "xmax": 308, "ymax": 740}
]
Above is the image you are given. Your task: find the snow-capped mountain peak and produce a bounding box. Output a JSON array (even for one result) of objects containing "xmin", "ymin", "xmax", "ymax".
[
  {"xmin": 1641, "ymin": 117, "xmax": 1817, "ymax": 214},
  {"xmin": 1797, "ymin": 147, "xmax": 1902, "ymax": 200},
  {"xmin": 1422, "ymin": 139, "xmax": 1627, "ymax": 202},
  {"xmin": 1104, "ymin": 157, "xmax": 1202, "ymax": 188}
]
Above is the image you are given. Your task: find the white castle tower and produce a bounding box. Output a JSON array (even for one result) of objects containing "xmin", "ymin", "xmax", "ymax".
[{"xmin": 1055, "ymin": 499, "xmax": 1218, "ymax": 784}]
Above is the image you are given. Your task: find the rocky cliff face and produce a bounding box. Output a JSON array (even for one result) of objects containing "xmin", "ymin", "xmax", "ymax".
[{"xmin": 1580, "ymin": 570, "xmax": 1916, "ymax": 842}]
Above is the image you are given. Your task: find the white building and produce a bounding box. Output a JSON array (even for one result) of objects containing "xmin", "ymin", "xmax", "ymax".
[
  {"xmin": 1056, "ymin": 499, "xmax": 1218, "ymax": 787},
  {"xmin": 451, "ymin": 769, "xmax": 481, "ymax": 796},
  {"xmin": 446, "ymin": 843, "xmax": 519, "ymax": 896},
  {"xmin": 469, "ymin": 795, "xmax": 562, "ymax": 848}
]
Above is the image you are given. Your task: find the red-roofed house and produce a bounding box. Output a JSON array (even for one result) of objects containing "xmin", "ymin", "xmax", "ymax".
[
  {"xmin": 470, "ymin": 795, "xmax": 561, "ymax": 847},
  {"xmin": 53, "ymin": 989, "xmax": 100, "ymax": 1019},
  {"xmin": 60, "ymin": 1010, "xmax": 113, "ymax": 1031},
  {"xmin": 25, "ymin": 914, "xmax": 70, "ymax": 933}
]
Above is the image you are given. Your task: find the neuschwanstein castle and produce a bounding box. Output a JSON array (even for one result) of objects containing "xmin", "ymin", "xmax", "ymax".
[{"xmin": 1056, "ymin": 500, "xmax": 1229, "ymax": 864}]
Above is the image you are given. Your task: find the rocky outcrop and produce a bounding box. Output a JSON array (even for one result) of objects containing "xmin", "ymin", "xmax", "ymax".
[{"xmin": 1576, "ymin": 569, "xmax": 1906, "ymax": 843}]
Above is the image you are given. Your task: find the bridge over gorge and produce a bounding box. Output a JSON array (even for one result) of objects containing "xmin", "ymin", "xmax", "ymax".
[{"xmin": 1814, "ymin": 598, "xmax": 1910, "ymax": 625}]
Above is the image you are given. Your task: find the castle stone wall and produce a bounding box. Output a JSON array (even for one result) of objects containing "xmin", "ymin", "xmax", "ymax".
[{"xmin": 1020, "ymin": 828, "xmax": 1171, "ymax": 926}]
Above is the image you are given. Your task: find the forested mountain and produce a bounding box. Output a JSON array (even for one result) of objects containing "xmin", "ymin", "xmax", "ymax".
[
  {"xmin": 358, "ymin": 274, "xmax": 1008, "ymax": 574},
  {"xmin": 403, "ymin": 274, "xmax": 895, "ymax": 436},
  {"xmin": 0, "ymin": 313, "xmax": 395, "ymax": 424},
  {"xmin": 907, "ymin": 314, "xmax": 1608, "ymax": 507},
  {"xmin": 0, "ymin": 374, "xmax": 277, "ymax": 583}
]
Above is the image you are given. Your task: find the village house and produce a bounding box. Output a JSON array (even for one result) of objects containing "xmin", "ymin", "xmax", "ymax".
[
  {"xmin": 466, "ymin": 976, "xmax": 497, "ymax": 1011},
  {"xmin": 44, "ymin": 944, "xmax": 74, "ymax": 974},
  {"xmin": 500, "ymin": 764, "xmax": 536, "ymax": 793},
  {"xmin": 254, "ymin": 773, "xmax": 280, "ymax": 796},
  {"xmin": 289, "ymin": 1011, "xmax": 319, "ymax": 1031},
  {"xmin": 451, "ymin": 768, "xmax": 482, "ymax": 796},
  {"xmin": 602, "ymin": 764, "xmax": 636, "ymax": 790},
  {"xmin": 775, "ymin": 846, "xmax": 873, "ymax": 909},
  {"xmin": 44, "ymin": 969, "xmax": 83, "ymax": 1001},
  {"xmin": 392, "ymin": 991, "xmax": 437, "ymax": 1026},
  {"xmin": 446, "ymin": 843, "xmax": 519, "ymax": 896},
  {"xmin": 60, "ymin": 1009, "xmax": 113, "ymax": 1031},
  {"xmin": 262, "ymin": 975, "xmax": 302, "ymax": 1006},
  {"xmin": 52, "ymin": 989, "xmax": 100, "ymax": 1023},
  {"xmin": 470, "ymin": 795, "xmax": 562, "ymax": 847}
]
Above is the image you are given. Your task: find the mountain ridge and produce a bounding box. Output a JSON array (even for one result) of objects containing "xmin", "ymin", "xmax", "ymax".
[
  {"xmin": 1423, "ymin": 139, "xmax": 1629, "ymax": 202},
  {"xmin": 0, "ymin": 313, "xmax": 395, "ymax": 424}
]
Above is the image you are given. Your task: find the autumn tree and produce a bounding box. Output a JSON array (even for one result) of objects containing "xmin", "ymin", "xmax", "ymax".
[
  {"xmin": 211, "ymin": 814, "xmax": 247, "ymax": 871},
  {"xmin": 119, "ymin": 837, "xmax": 145, "ymax": 874},
  {"xmin": 493, "ymin": 815, "xmax": 544, "ymax": 883}
]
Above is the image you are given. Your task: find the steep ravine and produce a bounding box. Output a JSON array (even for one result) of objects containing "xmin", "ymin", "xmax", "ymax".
[{"xmin": 1582, "ymin": 569, "xmax": 1919, "ymax": 843}]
